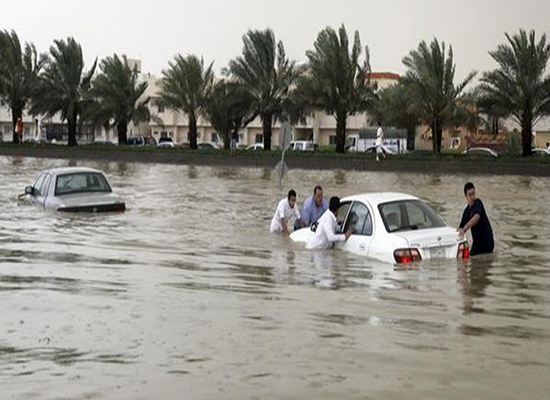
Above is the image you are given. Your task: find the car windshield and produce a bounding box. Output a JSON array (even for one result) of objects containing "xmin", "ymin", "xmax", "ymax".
[
  {"xmin": 55, "ymin": 172, "xmax": 112, "ymax": 196},
  {"xmin": 378, "ymin": 200, "xmax": 445, "ymax": 233}
]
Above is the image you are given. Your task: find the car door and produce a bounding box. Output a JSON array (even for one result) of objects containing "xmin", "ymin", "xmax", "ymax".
[
  {"xmin": 28, "ymin": 173, "xmax": 46, "ymax": 205},
  {"xmin": 339, "ymin": 201, "xmax": 374, "ymax": 256},
  {"xmin": 35, "ymin": 173, "xmax": 52, "ymax": 208}
]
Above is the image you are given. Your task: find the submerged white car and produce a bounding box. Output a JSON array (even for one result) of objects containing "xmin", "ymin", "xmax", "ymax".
[
  {"xmin": 291, "ymin": 193, "xmax": 469, "ymax": 264},
  {"xmin": 23, "ymin": 167, "xmax": 126, "ymax": 212}
]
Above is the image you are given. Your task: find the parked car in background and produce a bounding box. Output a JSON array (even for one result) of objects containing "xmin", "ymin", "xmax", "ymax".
[
  {"xmin": 462, "ymin": 147, "xmax": 498, "ymax": 158},
  {"xmin": 289, "ymin": 141, "xmax": 314, "ymax": 152},
  {"xmin": 22, "ymin": 167, "xmax": 125, "ymax": 212},
  {"xmin": 198, "ymin": 142, "xmax": 219, "ymax": 150},
  {"xmin": 127, "ymin": 135, "xmax": 155, "ymax": 146},
  {"xmin": 364, "ymin": 145, "xmax": 396, "ymax": 155},
  {"xmin": 532, "ymin": 148, "xmax": 550, "ymax": 156},
  {"xmin": 90, "ymin": 139, "xmax": 117, "ymax": 146},
  {"xmin": 291, "ymin": 192, "xmax": 469, "ymax": 264},
  {"xmin": 157, "ymin": 137, "xmax": 175, "ymax": 148},
  {"xmin": 246, "ymin": 143, "xmax": 264, "ymax": 151}
]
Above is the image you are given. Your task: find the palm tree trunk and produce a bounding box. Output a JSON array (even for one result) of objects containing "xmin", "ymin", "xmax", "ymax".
[
  {"xmin": 262, "ymin": 112, "xmax": 272, "ymax": 151},
  {"xmin": 222, "ymin": 127, "xmax": 231, "ymax": 150},
  {"xmin": 117, "ymin": 121, "xmax": 128, "ymax": 145},
  {"xmin": 67, "ymin": 109, "xmax": 78, "ymax": 147},
  {"xmin": 431, "ymin": 119, "xmax": 442, "ymax": 154},
  {"xmin": 335, "ymin": 112, "xmax": 347, "ymax": 153},
  {"xmin": 189, "ymin": 112, "xmax": 198, "ymax": 150},
  {"xmin": 436, "ymin": 126, "xmax": 443, "ymax": 154},
  {"xmin": 11, "ymin": 103, "xmax": 22, "ymax": 144},
  {"xmin": 407, "ymin": 126, "xmax": 415, "ymax": 151},
  {"xmin": 521, "ymin": 113, "xmax": 533, "ymax": 157}
]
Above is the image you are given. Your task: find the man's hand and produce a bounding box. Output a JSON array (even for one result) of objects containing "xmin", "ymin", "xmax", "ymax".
[
  {"xmin": 457, "ymin": 227, "xmax": 466, "ymax": 237},
  {"xmin": 344, "ymin": 229, "xmax": 353, "ymax": 240},
  {"xmin": 281, "ymin": 219, "xmax": 289, "ymax": 235}
]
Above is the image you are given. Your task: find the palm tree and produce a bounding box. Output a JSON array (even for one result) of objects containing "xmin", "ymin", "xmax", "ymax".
[
  {"xmin": 299, "ymin": 24, "xmax": 375, "ymax": 153},
  {"xmin": 0, "ymin": 30, "xmax": 45, "ymax": 143},
  {"xmin": 402, "ymin": 38, "xmax": 476, "ymax": 154},
  {"xmin": 479, "ymin": 29, "xmax": 550, "ymax": 156},
  {"xmin": 373, "ymin": 84, "xmax": 419, "ymax": 151},
  {"xmin": 88, "ymin": 54, "xmax": 150, "ymax": 145},
  {"xmin": 159, "ymin": 54, "xmax": 213, "ymax": 150},
  {"xmin": 227, "ymin": 28, "xmax": 296, "ymax": 151},
  {"xmin": 31, "ymin": 37, "xmax": 96, "ymax": 146},
  {"xmin": 203, "ymin": 80, "xmax": 253, "ymax": 149}
]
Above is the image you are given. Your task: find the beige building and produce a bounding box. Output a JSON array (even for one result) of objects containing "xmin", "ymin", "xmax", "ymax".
[{"xmin": 137, "ymin": 71, "xmax": 401, "ymax": 147}]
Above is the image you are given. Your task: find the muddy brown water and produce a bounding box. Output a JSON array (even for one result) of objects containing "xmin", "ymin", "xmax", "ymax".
[{"xmin": 0, "ymin": 156, "xmax": 549, "ymax": 399}]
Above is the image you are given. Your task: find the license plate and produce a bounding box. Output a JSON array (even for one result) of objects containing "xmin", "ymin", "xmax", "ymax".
[{"xmin": 430, "ymin": 247, "xmax": 446, "ymax": 258}]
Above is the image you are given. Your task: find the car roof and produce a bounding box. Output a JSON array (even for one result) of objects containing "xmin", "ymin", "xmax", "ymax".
[
  {"xmin": 341, "ymin": 192, "xmax": 419, "ymax": 206},
  {"xmin": 44, "ymin": 167, "xmax": 103, "ymax": 175}
]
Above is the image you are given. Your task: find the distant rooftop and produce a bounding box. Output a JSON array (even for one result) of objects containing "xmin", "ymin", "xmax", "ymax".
[{"xmin": 369, "ymin": 72, "xmax": 400, "ymax": 80}]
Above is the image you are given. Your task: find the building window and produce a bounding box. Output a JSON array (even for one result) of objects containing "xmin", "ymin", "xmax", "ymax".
[
  {"xmin": 329, "ymin": 135, "xmax": 337, "ymax": 145},
  {"xmin": 160, "ymin": 131, "xmax": 168, "ymax": 138},
  {"xmin": 158, "ymin": 103, "xmax": 165, "ymax": 113},
  {"xmin": 211, "ymin": 132, "xmax": 218, "ymax": 142},
  {"xmin": 255, "ymin": 134, "xmax": 263, "ymax": 144},
  {"xmin": 168, "ymin": 131, "xmax": 173, "ymax": 137}
]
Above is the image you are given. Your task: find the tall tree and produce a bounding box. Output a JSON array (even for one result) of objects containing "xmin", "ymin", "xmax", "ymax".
[
  {"xmin": 402, "ymin": 38, "xmax": 476, "ymax": 154},
  {"xmin": 160, "ymin": 54, "xmax": 213, "ymax": 150},
  {"xmin": 31, "ymin": 37, "xmax": 96, "ymax": 146},
  {"xmin": 479, "ymin": 29, "xmax": 550, "ymax": 156},
  {"xmin": 227, "ymin": 28, "xmax": 296, "ymax": 151},
  {"xmin": 0, "ymin": 30, "xmax": 45, "ymax": 143},
  {"xmin": 203, "ymin": 80, "xmax": 253, "ymax": 149},
  {"xmin": 299, "ymin": 24, "xmax": 375, "ymax": 153},
  {"xmin": 373, "ymin": 84, "xmax": 419, "ymax": 151},
  {"xmin": 88, "ymin": 54, "xmax": 150, "ymax": 145}
]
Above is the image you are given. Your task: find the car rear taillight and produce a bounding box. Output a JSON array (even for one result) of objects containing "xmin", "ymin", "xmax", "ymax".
[
  {"xmin": 394, "ymin": 248, "xmax": 422, "ymax": 264},
  {"xmin": 457, "ymin": 241, "xmax": 470, "ymax": 259}
]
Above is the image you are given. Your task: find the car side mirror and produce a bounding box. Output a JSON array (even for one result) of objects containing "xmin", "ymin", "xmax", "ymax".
[{"xmin": 24, "ymin": 186, "xmax": 34, "ymax": 195}]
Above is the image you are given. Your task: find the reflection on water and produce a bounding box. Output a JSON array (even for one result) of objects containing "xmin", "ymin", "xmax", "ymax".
[{"xmin": 0, "ymin": 156, "xmax": 549, "ymax": 399}]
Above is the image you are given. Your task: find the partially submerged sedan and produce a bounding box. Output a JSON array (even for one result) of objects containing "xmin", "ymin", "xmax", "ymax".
[
  {"xmin": 23, "ymin": 167, "xmax": 126, "ymax": 212},
  {"xmin": 291, "ymin": 193, "xmax": 469, "ymax": 264}
]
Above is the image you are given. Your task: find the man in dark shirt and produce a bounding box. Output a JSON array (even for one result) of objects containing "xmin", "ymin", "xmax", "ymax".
[{"xmin": 458, "ymin": 182, "xmax": 494, "ymax": 255}]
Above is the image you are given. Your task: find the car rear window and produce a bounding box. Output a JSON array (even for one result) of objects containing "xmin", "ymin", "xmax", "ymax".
[
  {"xmin": 378, "ymin": 200, "xmax": 445, "ymax": 233},
  {"xmin": 55, "ymin": 172, "xmax": 112, "ymax": 196}
]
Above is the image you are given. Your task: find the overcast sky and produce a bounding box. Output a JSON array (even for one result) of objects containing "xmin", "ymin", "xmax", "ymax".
[{"xmin": 1, "ymin": 0, "xmax": 549, "ymax": 81}]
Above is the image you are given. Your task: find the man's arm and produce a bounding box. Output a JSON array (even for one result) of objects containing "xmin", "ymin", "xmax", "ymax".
[
  {"xmin": 301, "ymin": 199, "xmax": 312, "ymax": 226},
  {"xmin": 458, "ymin": 214, "xmax": 480, "ymax": 237},
  {"xmin": 323, "ymin": 220, "xmax": 350, "ymax": 243},
  {"xmin": 280, "ymin": 218, "xmax": 289, "ymax": 234}
]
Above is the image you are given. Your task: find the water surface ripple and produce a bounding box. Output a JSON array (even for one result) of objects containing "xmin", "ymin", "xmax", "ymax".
[{"xmin": 0, "ymin": 156, "xmax": 549, "ymax": 399}]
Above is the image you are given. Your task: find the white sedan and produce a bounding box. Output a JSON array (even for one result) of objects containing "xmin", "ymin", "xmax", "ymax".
[
  {"xmin": 23, "ymin": 167, "xmax": 126, "ymax": 212},
  {"xmin": 291, "ymin": 192, "xmax": 469, "ymax": 264}
]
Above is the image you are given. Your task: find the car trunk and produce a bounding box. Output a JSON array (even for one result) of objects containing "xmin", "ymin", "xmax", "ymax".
[
  {"xmin": 57, "ymin": 192, "xmax": 125, "ymax": 212},
  {"xmin": 393, "ymin": 227, "xmax": 459, "ymax": 259}
]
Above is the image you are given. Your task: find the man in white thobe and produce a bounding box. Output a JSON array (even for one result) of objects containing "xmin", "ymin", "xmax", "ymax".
[
  {"xmin": 306, "ymin": 197, "xmax": 352, "ymax": 250},
  {"xmin": 376, "ymin": 122, "xmax": 386, "ymax": 162},
  {"xmin": 270, "ymin": 189, "xmax": 305, "ymax": 234}
]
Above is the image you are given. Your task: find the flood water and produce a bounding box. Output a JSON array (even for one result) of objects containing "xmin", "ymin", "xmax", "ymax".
[{"xmin": 0, "ymin": 155, "xmax": 549, "ymax": 400}]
